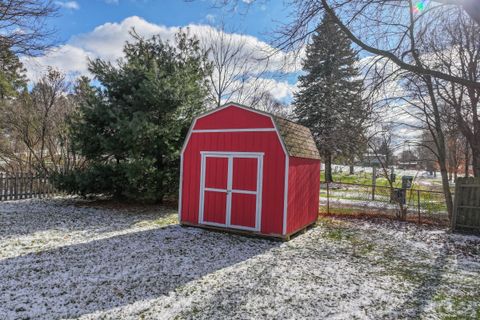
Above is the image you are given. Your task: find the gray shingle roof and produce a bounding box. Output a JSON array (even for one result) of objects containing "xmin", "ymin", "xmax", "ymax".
[{"xmin": 273, "ymin": 116, "xmax": 321, "ymax": 160}]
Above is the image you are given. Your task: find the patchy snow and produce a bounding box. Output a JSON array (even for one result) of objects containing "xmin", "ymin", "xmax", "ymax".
[{"xmin": 0, "ymin": 198, "xmax": 479, "ymax": 319}]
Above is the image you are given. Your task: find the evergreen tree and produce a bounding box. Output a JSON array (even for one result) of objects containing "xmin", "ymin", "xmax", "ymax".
[
  {"xmin": 293, "ymin": 14, "xmax": 369, "ymax": 182},
  {"xmin": 0, "ymin": 46, "xmax": 27, "ymax": 99},
  {"xmin": 55, "ymin": 31, "xmax": 211, "ymax": 202}
]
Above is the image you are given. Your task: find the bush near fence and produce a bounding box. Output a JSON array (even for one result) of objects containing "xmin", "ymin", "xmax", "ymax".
[{"xmin": 0, "ymin": 172, "xmax": 56, "ymax": 201}]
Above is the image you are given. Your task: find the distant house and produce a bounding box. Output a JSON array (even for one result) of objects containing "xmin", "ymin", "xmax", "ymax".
[
  {"xmin": 360, "ymin": 153, "xmax": 386, "ymax": 167},
  {"xmin": 397, "ymin": 162, "xmax": 420, "ymax": 170}
]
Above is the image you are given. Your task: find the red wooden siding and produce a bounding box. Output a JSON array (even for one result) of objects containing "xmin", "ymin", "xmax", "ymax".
[
  {"xmin": 194, "ymin": 105, "xmax": 275, "ymax": 130},
  {"xmin": 205, "ymin": 157, "xmax": 228, "ymax": 189},
  {"xmin": 203, "ymin": 191, "xmax": 227, "ymax": 224},
  {"xmin": 286, "ymin": 157, "xmax": 320, "ymax": 234},
  {"xmin": 232, "ymin": 158, "xmax": 257, "ymax": 191},
  {"xmin": 181, "ymin": 131, "xmax": 286, "ymax": 235},
  {"xmin": 181, "ymin": 104, "xmax": 321, "ymax": 238},
  {"xmin": 231, "ymin": 193, "xmax": 256, "ymax": 228}
]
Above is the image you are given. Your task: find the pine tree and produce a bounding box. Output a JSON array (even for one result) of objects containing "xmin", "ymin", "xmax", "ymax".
[
  {"xmin": 0, "ymin": 46, "xmax": 27, "ymax": 99},
  {"xmin": 55, "ymin": 31, "xmax": 211, "ymax": 202},
  {"xmin": 293, "ymin": 13, "xmax": 369, "ymax": 182}
]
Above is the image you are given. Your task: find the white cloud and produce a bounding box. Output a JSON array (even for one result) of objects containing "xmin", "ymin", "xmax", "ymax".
[
  {"xmin": 261, "ymin": 78, "xmax": 297, "ymax": 100},
  {"xmin": 70, "ymin": 16, "xmax": 174, "ymax": 62},
  {"xmin": 205, "ymin": 14, "xmax": 216, "ymax": 24},
  {"xmin": 55, "ymin": 1, "xmax": 80, "ymax": 10},
  {"xmin": 22, "ymin": 16, "xmax": 299, "ymax": 101},
  {"xmin": 22, "ymin": 45, "xmax": 92, "ymax": 81}
]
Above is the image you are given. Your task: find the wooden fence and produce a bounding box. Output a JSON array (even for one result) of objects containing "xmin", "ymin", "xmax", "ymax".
[
  {"xmin": 452, "ymin": 177, "xmax": 480, "ymax": 233},
  {"xmin": 0, "ymin": 172, "xmax": 56, "ymax": 201}
]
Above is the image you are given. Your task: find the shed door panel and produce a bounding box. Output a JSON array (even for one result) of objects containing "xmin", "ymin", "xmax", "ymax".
[
  {"xmin": 205, "ymin": 157, "xmax": 228, "ymax": 189},
  {"xmin": 230, "ymin": 193, "xmax": 257, "ymax": 228},
  {"xmin": 230, "ymin": 157, "xmax": 259, "ymax": 229},
  {"xmin": 232, "ymin": 158, "xmax": 257, "ymax": 192},
  {"xmin": 203, "ymin": 190, "xmax": 227, "ymax": 224},
  {"xmin": 203, "ymin": 156, "xmax": 228, "ymax": 225}
]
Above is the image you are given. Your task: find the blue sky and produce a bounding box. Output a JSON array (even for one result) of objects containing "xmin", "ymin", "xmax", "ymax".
[
  {"xmin": 23, "ymin": 0, "xmax": 298, "ymax": 102},
  {"xmin": 25, "ymin": 1, "xmax": 419, "ymax": 142},
  {"xmin": 52, "ymin": 0, "xmax": 289, "ymax": 43}
]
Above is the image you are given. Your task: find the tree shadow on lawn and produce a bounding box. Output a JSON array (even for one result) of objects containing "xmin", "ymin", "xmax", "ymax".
[
  {"xmin": 0, "ymin": 225, "xmax": 279, "ymax": 319},
  {"xmin": 0, "ymin": 198, "xmax": 174, "ymax": 239},
  {"xmin": 388, "ymin": 245, "xmax": 448, "ymax": 318}
]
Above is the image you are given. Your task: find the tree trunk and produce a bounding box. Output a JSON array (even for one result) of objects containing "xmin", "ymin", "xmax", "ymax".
[
  {"xmin": 424, "ymin": 75, "xmax": 454, "ymax": 220},
  {"xmin": 465, "ymin": 141, "xmax": 470, "ymax": 177},
  {"xmin": 349, "ymin": 164, "xmax": 354, "ymax": 175},
  {"xmin": 439, "ymin": 159, "xmax": 453, "ymax": 220},
  {"xmin": 471, "ymin": 142, "xmax": 480, "ymax": 177},
  {"xmin": 325, "ymin": 154, "xmax": 333, "ymax": 182}
]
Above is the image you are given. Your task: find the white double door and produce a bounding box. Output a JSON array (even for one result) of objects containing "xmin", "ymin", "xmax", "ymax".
[{"xmin": 199, "ymin": 152, "xmax": 263, "ymax": 231}]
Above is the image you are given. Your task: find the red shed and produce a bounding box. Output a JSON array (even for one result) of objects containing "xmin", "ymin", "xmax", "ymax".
[{"xmin": 179, "ymin": 102, "xmax": 321, "ymax": 240}]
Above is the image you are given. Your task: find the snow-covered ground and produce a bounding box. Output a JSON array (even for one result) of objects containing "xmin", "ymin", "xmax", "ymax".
[{"xmin": 1, "ymin": 198, "xmax": 479, "ymax": 319}]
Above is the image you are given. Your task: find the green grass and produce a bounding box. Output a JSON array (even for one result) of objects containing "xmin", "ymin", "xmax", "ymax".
[
  {"xmin": 320, "ymin": 182, "xmax": 448, "ymax": 213},
  {"xmin": 319, "ymin": 217, "xmax": 377, "ymax": 257},
  {"xmin": 133, "ymin": 212, "xmax": 178, "ymax": 228},
  {"xmin": 321, "ymin": 171, "xmax": 401, "ymax": 187},
  {"xmin": 435, "ymin": 293, "xmax": 480, "ymax": 320},
  {"xmin": 321, "ymin": 170, "xmax": 450, "ymax": 192}
]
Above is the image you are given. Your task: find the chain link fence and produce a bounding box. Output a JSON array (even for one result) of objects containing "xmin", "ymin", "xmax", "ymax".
[{"xmin": 320, "ymin": 181, "xmax": 449, "ymax": 225}]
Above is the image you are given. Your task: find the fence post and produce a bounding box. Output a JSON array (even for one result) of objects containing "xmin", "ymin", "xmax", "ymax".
[
  {"xmin": 40, "ymin": 176, "xmax": 45, "ymax": 199},
  {"xmin": 372, "ymin": 166, "xmax": 376, "ymax": 201},
  {"xmin": 29, "ymin": 172, "xmax": 33, "ymax": 198},
  {"xmin": 417, "ymin": 189, "xmax": 421, "ymax": 223},
  {"xmin": 13, "ymin": 173, "xmax": 17, "ymax": 200},
  {"xmin": 35, "ymin": 174, "xmax": 39, "ymax": 198},
  {"xmin": 327, "ymin": 181, "xmax": 330, "ymax": 215},
  {"xmin": 38, "ymin": 176, "xmax": 42, "ymax": 199},
  {"xmin": 20, "ymin": 172, "xmax": 24, "ymax": 199},
  {"xmin": 0, "ymin": 172, "xmax": 3, "ymax": 201}
]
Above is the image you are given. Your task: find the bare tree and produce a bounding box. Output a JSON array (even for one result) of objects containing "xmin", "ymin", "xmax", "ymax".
[
  {"xmin": 0, "ymin": 0, "xmax": 59, "ymax": 56},
  {"xmin": 215, "ymin": 0, "xmax": 480, "ymax": 89},
  {"xmin": 417, "ymin": 129, "xmax": 438, "ymax": 175},
  {"xmin": 424, "ymin": 9, "xmax": 480, "ymax": 177},
  {"xmin": 435, "ymin": 0, "xmax": 480, "ymax": 24},
  {"xmin": 199, "ymin": 23, "xmax": 287, "ymax": 108},
  {"xmin": 252, "ymin": 91, "xmax": 290, "ymax": 117},
  {"xmin": 394, "ymin": 72, "xmax": 454, "ymax": 218},
  {"xmin": 0, "ymin": 68, "xmax": 81, "ymax": 173},
  {"xmin": 367, "ymin": 125, "xmax": 409, "ymax": 220}
]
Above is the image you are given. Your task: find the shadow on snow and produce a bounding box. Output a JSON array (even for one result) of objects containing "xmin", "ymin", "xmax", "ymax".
[
  {"xmin": 0, "ymin": 198, "xmax": 170, "ymax": 238},
  {"xmin": 0, "ymin": 225, "xmax": 279, "ymax": 319}
]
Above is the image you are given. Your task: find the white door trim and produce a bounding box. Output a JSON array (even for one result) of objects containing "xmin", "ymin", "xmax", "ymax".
[{"xmin": 199, "ymin": 151, "xmax": 263, "ymax": 232}]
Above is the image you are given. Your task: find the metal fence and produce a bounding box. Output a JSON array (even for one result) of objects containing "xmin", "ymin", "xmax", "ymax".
[
  {"xmin": 0, "ymin": 172, "xmax": 57, "ymax": 201},
  {"xmin": 320, "ymin": 181, "xmax": 449, "ymax": 224}
]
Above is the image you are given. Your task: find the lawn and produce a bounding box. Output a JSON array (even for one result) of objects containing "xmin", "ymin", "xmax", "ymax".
[
  {"xmin": 323, "ymin": 165, "xmax": 452, "ymax": 192},
  {"xmin": 0, "ymin": 198, "xmax": 479, "ymax": 319}
]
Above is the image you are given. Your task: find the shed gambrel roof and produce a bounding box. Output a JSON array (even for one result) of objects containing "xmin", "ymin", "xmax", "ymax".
[
  {"xmin": 186, "ymin": 102, "xmax": 321, "ymax": 160},
  {"xmin": 272, "ymin": 116, "xmax": 321, "ymax": 160}
]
